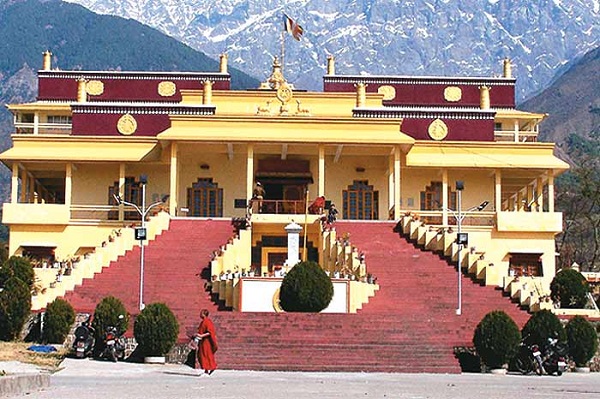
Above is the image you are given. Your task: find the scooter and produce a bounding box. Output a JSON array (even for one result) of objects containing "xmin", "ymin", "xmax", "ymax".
[
  {"xmin": 514, "ymin": 335, "xmax": 568, "ymax": 376},
  {"xmin": 100, "ymin": 325, "xmax": 126, "ymax": 362},
  {"xmin": 72, "ymin": 321, "xmax": 95, "ymax": 358}
]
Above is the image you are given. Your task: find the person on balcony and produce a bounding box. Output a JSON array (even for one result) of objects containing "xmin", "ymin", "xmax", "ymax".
[
  {"xmin": 308, "ymin": 196, "xmax": 326, "ymax": 214},
  {"xmin": 252, "ymin": 182, "xmax": 265, "ymax": 213},
  {"xmin": 327, "ymin": 203, "xmax": 339, "ymax": 226}
]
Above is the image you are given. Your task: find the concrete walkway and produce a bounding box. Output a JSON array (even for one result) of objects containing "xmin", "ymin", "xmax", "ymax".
[{"xmin": 3, "ymin": 358, "xmax": 600, "ymax": 398}]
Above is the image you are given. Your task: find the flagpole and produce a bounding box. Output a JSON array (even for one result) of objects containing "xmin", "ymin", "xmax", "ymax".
[
  {"xmin": 303, "ymin": 189, "xmax": 309, "ymax": 262},
  {"xmin": 281, "ymin": 29, "xmax": 285, "ymax": 73}
]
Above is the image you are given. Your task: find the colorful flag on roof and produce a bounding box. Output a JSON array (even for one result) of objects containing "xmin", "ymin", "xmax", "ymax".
[{"xmin": 283, "ymin": 13, "xmax": 304, "ymax": 41}]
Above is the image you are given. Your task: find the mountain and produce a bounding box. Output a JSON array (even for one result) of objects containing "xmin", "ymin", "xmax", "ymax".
[
  {"xmin": 0, "ymin": 0, "xmax": 260, "ymax": 228},
  {"xmin": 520, "ymin": 44, "xmax": 600, "ymax": 159},
  {"xmin": 63, "ymin": 0, "xmax": 600, "ymax": 101}
]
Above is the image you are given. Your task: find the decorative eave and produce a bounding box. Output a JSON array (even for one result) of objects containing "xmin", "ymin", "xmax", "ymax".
[
  {"xmin": 353, "ymin": 107, "xmax": 496, "ymax": 120},
  {"xmin": 324, "ymin": 74, "xmax": 516, "ymax": 87},
  {"xmin": 71, "ymin": 102, "xmax": 216, "ymax": 116},
  {"xmin": 38, "ymin": 70, "xmax": 230, "ymax": 82}
]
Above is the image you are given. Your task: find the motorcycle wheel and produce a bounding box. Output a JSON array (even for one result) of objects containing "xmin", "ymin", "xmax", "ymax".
[
  {"xmin": 515, "ymin": 356, "xmax": 533, "ymax": 375},
  {"xmin": 534, "ymin": 358, "xmax": 544, "ymax": 376},
  {"xmin": 110, "ymin": 347, "xmax": 117, "ymax": 362}
]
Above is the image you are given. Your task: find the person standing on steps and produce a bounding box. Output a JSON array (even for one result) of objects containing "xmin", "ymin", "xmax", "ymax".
[{"xmin": 195, "ymin": 309, "xmax": 218, "ymax": 375}]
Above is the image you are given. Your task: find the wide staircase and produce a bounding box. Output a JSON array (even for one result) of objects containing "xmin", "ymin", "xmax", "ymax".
[
  {"xmin": 63, "ymin": 219, "xmax": 530, "ymax": 372},
  {"xmin": 63, "ymin": 219, "xmax": 235, "ymax": 340}
]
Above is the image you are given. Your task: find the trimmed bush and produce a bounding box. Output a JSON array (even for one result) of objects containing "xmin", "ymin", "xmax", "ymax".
[
  {"xmin": 0, "ymin": 256, "xmax": 35, "ymax": 290},
  {"xmin": 279, "ymin": 261, "xmax": 333, "ymax": 312},
  {"xmin": 92, "ymin": 296, "xmax": 129, "ymax": 349},
  {"xmin": 0, "ymin": 277, "xmax": 32, "ymax": 341},
  {"xmin": 43, "ymin": 298, "xmax": 76, "ymax": 344},
  {"xmin": 133, "ymin": 303, "xmax": 179, "ymax": 357},
  {"xmin": 550, "ymin": 269, "xmax": 589, "ymax": 309},
  {"xmin": 566, "ymin": 316, "xmax": 598, "ymax": 367},
  {"xmin": 473, "ymin": 310, "xmax": 521, "ymax": 369},
  {"xmin": 521, "ymin": 309, "xmax": 566, "ymax": 346}
]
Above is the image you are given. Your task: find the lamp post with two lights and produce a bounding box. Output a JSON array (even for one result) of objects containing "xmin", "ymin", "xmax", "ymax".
[{"xmin": 113, "ymin": 175, "xmax": 169, "ymax": 311}]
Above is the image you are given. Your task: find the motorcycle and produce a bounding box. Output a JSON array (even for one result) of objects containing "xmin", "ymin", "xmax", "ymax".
[
  {"xmin": 100, "ymin": 325, "xmax": 126, "ymax": 362},
  {"xmin": 72, "ymin": 321, "xmax": 95, "ymax": 358},
  {"xmin": 514, "ymin": 335, "xmax": 568, "ymax": 376}
]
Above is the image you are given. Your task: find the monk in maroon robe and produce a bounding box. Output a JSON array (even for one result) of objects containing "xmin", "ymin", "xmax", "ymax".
[{"xmin": 195, "ymin": 309, "xmax": 218, "ymax": 375}]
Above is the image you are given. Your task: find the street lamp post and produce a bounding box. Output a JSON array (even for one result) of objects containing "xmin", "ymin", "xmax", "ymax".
[
  {"xmin": 450, "ymin": 181, "xmax": 489, "ymax": 316},
  {"xmin": 113, "ymin": 175, "xmax": 169, "ymax": 311}
]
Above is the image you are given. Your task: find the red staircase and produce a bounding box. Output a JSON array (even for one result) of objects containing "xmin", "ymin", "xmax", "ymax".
[
  {"xmin": 64, "ymin": 219, "xmax": 531, "ymax": 372},
  {"xmin": 63, "ymin": 219, "xmax": 234, "ymax": 339}
]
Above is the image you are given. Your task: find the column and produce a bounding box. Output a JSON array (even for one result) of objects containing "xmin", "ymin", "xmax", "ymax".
[
  {"xmin": 11, "ymin": 163, "xmax": 19, "ymax": 204},
  {"xmin": 388, "ymin": 154, "xmax": 394, "ymax": 215},
  {"xmin": 247, "ymin": 144, "xmax": 254, "ymax": 201},
  {"xmin": 526, "ymin": 184, "xmax": 534, "ymax": 211},
  {"xmin": 33, "ymin": 113, "xmax": 39, "ymax": 135},
  {"xmin": 318, "ymin": 144, "xmax": 325, "ymax": 197},
  {"xmin": 517, "ymin": 191, "xmax": 524, "ymax": 211},
  {"xmin": 19, "ymin": 167, "xmax": 27, "ymax": 203},
  {"xmin": 119, "ymin": 163, "xmax": 126, "ymax": 220},
  {"xmin": 169, "ymin": 144, "xmax": 178, "ymax": 216},
  {"xmin": 394, "ymin": 146, "xmax": 401, "ymax": 219},
  {"xmin": 65, "ymin": 163, "xmax": 72, "ymax": 208},
  {"xmin": 495, "ymin": 170, "xmax": 502, "ymax": 212},
  {"xmin": 536, "ymin": 177, "xmax": 544, "ymax": 212},
  {"xmin": 442, "ymin": 169, "xmax": 449, "ymax": 225},
  {"xmin": 284, "ymin": 221, "xmax": 303, "ymax": 269},
  {"xmin": 548, "ymin": 171, "xmax": 555, "ymax": 213}
]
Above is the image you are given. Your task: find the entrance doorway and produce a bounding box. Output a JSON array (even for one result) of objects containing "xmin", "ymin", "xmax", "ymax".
[{"xmin": 256, "ymin": 158, "xmax": 312, "ymax": 214}]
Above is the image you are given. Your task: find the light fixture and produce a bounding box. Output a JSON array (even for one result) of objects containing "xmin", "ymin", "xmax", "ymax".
[
  {"xmin": 355, "ymin": 166, "xmax": 365, "ymax": 173},
  {"xmin": 200, "ymin": 163, "xmax": 210, "ymax": 170}
]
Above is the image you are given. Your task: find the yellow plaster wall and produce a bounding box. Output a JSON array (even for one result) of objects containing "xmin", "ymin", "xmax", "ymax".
[
  {"xmin": 178, "ymin": 145, "xmax": 247, "ymax": 217},
  {"xmin": 324, "ymin": 155, "xmax": 389, "ymax": 218},
  {"xmin": 72, "ymin": 163, "xmax": 119, "ymax": 204}
]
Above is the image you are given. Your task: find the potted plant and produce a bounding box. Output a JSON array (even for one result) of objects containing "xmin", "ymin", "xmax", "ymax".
[{"xmin": 133, "ymin": 302, "xmax": 179, "ymax": 364}]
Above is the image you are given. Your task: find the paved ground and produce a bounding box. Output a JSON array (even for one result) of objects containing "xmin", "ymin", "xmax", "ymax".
[{"xmin": 3, "ymin": 358, "xmax": 600, "ymax": 398}]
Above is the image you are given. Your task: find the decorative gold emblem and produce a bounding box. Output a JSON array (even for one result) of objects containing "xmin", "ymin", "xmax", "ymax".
[
  {"xmin": 378, "ymin": 85, "xmax": 396, "ymax": 101},
  {"xmin": 276, "ymin": 83, "xmax": 293, "ymax": 104},
  {"xmin": 158, "ymin": 81, "xmax": 176, "ymax": 97},
  {"xmin": 273, "ymin": 288, "xmax": 283, "ymax": 313},
  {"xmin": 444, "ymin": 86, "xmax": 462, "ymax": 102},
  {"xmin": 117, "ymin": 113, "xmax": 137, "ymax": 136},
  {"xmin": 428, "ymin": 119, "xmax": 448, "ymax": 141},
  {"xmin": 86, "ymin": 80, "xmax": 104, "ymax": 96}
]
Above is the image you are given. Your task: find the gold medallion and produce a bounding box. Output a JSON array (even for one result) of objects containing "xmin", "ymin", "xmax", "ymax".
[
  {"xmin": 444, "ymin": 86, "xmax": 462, "ymax": 102},
  {"xmin": 276, "ymin": 83, "xmax": 293, "ymax": 104},
  {"xmin": 158, "ymin": 81, "xmax": 176, "ymax": 97},
  {"xmin": 86, "ymin": 80, "xmax": 104, "ymax": 96},
  {"xmin": 378, "ymin": 85, "xmax": 396, "ymax": 100},
  {"xmin": 428, "ymin": 119, "xmax": 448, "ymax": 141},
  {"xmin": 117, "ymin": 113, "xmax": 137, "ymax": 136}
]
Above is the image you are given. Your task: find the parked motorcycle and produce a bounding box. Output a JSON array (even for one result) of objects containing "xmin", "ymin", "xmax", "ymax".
[
  {"xmin": 514, "ymin": 335, "xmax": 568, "ymax": 376},
  {"xmin": 72, "ymin": 320, "xmax": 95, "ymax": 358},
  {"xmin": 99, "ymin": 325, "xmax": 126, "ymax": 362}
]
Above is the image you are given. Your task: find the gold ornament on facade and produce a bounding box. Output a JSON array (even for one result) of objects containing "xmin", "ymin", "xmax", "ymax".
[
  {"xmin": 256, "ymin": 100, "xmax": 273, "ymax": 116},
  {"xmin": 444, "ymin": 86, "xmax": 462, "ymax": 102},
  {"xmin": 276, "ymin": 82, "xmax": 293, "ymax": 104},
  {"xmin": 295, "ymin": 99, "xmax": 311, "ymax": 116},
  {"xmin": 86, "ymin": 80, "xmax": 104, "ymax": 96},
  {"xmin": 158, "ymin": 81, "xmax": 176, "ymax": 97},
  {"xmin": 378, "ymin": 85, "xmax": 396, "ymax": 101},
  {"xmin": 117, "ymin": 113, "xmax": 138, "ymax": 136},
  {"xmin": 428, "ymin": 119, "xmax": 448, "ymax": 141}
]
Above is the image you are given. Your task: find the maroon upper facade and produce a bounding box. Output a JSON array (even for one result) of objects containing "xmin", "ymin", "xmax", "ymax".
[
  {"xmin": 324, "ymin": 75, "xmax": 515, "ymax": 108},
  {"xmin": 38, "ymin": 71, "xmax": 230, "ymax": 103}
]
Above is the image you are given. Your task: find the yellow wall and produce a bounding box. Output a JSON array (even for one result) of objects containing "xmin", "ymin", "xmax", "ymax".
[{"xmin": 72, "ymin": 163, "xmax": 120, "ymax": 204}]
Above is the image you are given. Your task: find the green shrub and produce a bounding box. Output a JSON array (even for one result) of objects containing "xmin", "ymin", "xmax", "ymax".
[
  {"xmin": 0, "ymin": 256, "xmax": 35, "ymax": 290},
  {"xmin": 92, "ymin": 296, "xmax": 129, "ymax": 348},
  {"xmin": 566, "ymin": 316, "xmax": 599, "ymax": 367},
  {"xmin": 473, "ymin": 310, "xmax": 521, "ymax": 369},
  {"xmin": 550, "ymin": 269, "xmax": 589, "ymax": 308},
  {"xmin": 42, "ymin": 298, "xmax": 76, "ymax": 344},
  {"xmin": 133, "ymin": 303, "xmax": 179, "ymax": 357},
  {"xmin": 279, "ymin": 261, "xmax": 334, "ymax": 312},
  {"xmin": 521, "ymin": 309, "xmax": 566, "ymax": 346},
  {"xmin": 0, "ymin": 277, "xmax": 32, "ymax": 341}
]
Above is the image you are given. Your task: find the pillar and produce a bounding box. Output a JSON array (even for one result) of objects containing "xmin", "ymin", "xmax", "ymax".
[
  {"xmin": 442, "ymin": 169, "xmax": 449, "ymax": 225},
  {"xmin": 219, "ymin": 53, "xmax": 228, "ymax": 74},
  {"xmin": 11, "ymin": 163, "xmax": 19, "ymax": 204},
  {"xmin": 42, "ymin": 51, "xmax": 52, "ymax": 71},
  {"xmin": 247, "ymin": 144, "xmax": 254, "ymax": 202},
  {"xmin": 503, "ymin": 57, "xmax": 512, "ymax": 79},
  {"xmin": 536, "ymin": 177, "xmax": 544, "ymax": 212},
  {"xmin": 318, "ymin": 144, "xmax": 325, "ymax": 197},
  {"xmin": 284, "ymin": 221, "xmax": 303, "ymax": 268},
  {"xmin": 394, "ymin": 146, "xmax": 401, "ymax": 219},
  {"xmin": 65, "ymin": 163, "xmax": 73, "ymax": 208},
  {"xmin": 355, "ymin": 83, "xmax": 367, "ymax": 108},
  {"xmin": 169, "ymin": 144, "xmax": 178, "ymax": 216},
  {"xmin": 495, "ymin": 170, "xmax": 502, "ymax": 212},
  {"xmin": 326, "ymin": 55, "xmax": 335, "ymax": 75},
  {"xmin": 202, "ymin": 80, "xmax": 213, "ymax": 105},
  {"xmin": 480, "ymin": 86, "xmax": 490, "ymax": 110},
  {"xmin": 548, "ymin": 172, "xmax": 555, "ymax": 213},
  {"xmin": 119, "ymin": 163, "xmax": 126, "ymax": 220},
  {"xmin": 77, "ymin": 78, "xmax": 87, "ymax": 102}
]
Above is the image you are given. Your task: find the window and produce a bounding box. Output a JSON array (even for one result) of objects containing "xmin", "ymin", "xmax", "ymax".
[
  {"xmin": 187, "ymin": 178, "xmax": 223, "ymax": 217},
  {"xmin": 343, "ymin": 180, "xmax": 379, "ymax": 220},
  {"xmin": 420, "ymin": 181, "xmax": 457, "ymax": 210},
  {"xmin": 108, "ymin": 177, "xmax": 144, "ymax": 220},
  {"xmin": 509, "ymin": 253, "xmax": 542, "ymax": 277},
  {"xmin": 47, "ymin": 115, "xmax": 72, "ymax": 124}
]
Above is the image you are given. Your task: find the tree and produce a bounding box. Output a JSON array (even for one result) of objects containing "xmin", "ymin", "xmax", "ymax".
[
  {"xmin": 0, "ymin": 256, "xmax": 34, "ymax": 290},
  {"xmin": 92, "ymin": 296, "xmax": 129, "ymax": 350},
  {"xmin": 473, "ymin": 310, "xmax": 521, "ymax": 369},
  {"xmin": 133, "ymin": 303, "xmax": 179, "ymax": 357},
  {"xmin": 0, "ymin": 277, "xmax": 32, "ymax": 341},
  {"xmin": 550, "ymin": 269, "xmax": 590, "ymax": 308},
  {"xmin": 521, "ymin": 310, "xmax": 566, "ymax": 345},
  {"xmin": 565, "ymin": 316, "xmax": 598, "ymax": 367},
  {"xmin": 279, "ymin": 261, "xmax": 333, "ymax": 312},
  {"xmin": 43, "ymin": 298, "xmax": 76, "ymax": 344}
]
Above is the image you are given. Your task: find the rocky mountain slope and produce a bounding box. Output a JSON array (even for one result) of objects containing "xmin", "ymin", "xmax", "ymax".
[{"xmin": 63, "ymin": 0, "xmax": 600, "ymax": 100}]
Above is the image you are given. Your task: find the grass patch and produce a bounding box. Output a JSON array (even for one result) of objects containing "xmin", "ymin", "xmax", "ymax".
[{"xmin": 0, "ymin": 342, "xmax": 66, "ymax": 371}]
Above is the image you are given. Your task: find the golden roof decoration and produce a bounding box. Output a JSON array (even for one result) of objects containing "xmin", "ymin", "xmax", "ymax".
[
  {"xmin": 428, "ymin": 119, "xmax": 448, "ymax": 141},
  {"xmin": 378, "ymin": 85, "xmax": 396, "ymax": 101},
  {"xmin": 444, "ymin": 86, "xmax": 462, "ymax": 102},
  {"xmin": 117, "ymin": 113, "xmax": 138, "ymax": 136},
  {"xmin": 86, "ymin": 80, "xmax": 104, "ymax": 96},
  {"xmin": 158, "ymin": 81, "xmax": 177, "ymax": 97}
]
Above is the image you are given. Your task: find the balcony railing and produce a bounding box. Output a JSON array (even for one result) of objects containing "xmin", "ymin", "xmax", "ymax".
[
  {"xmin": 14, "ymin": 122, "xmax": 72, "ymax": 135},
  {"xmin": 494, "ymin": 130, "xmax": 538, "ymax": 143},
  {"xmin": 252, "ymin": 200, "xmax": 307, "ymax": 215}
]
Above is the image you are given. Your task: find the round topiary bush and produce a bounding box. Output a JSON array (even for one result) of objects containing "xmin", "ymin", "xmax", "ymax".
[
  {"xmin": 550, "ymin": 269, "xmax": 589, "ymax": 309},
  {"xmin": 133, "ymin": 302, "xmax": 179, "ymax": 357},
  {"xmin": 521, "ymin": 309, "xmax": 566, "ymax": 346},
  {"xmin": 0, "ymin": 277, "xmax": 32, "ymax": 341},
  {"xmin": 473, "ymin": 310, "xmax": 521, "ymax": 370},
  {"xmin": 42, "ymin": 298, "xmax": 76, "ymax": 344},
  {"xmin": 566, "ymin": 316, "xmax": 598, "ymax": 367},
  {"xmin": 279, "ymin": 261, "xmax": 334, "ymax": 312},
  {"xmin": 92, "ymin": 296, "xmax": 130, "ymax": 349},
  {"xmin": 0, "ymin": 256, "xmax": 35, "ymax": 290}
]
